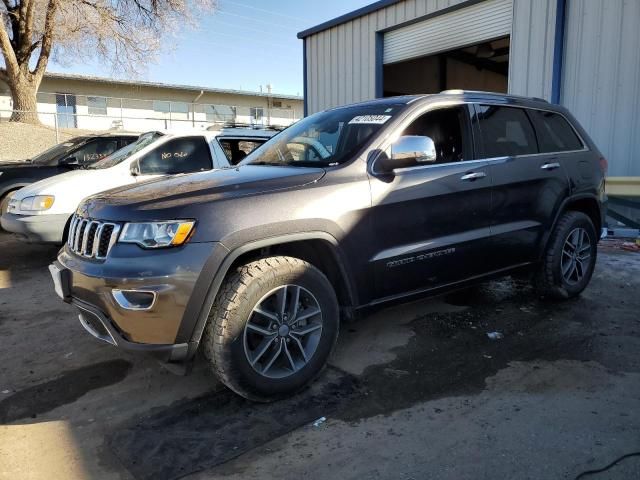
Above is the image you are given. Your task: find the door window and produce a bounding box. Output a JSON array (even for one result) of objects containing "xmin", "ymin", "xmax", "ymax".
[
  {"xmin": 400, "ymin": 105, "xmax": 472, "ymax": 164},
  {"xmin": 528, "ymin": 109, "xmax": 583, "ymax": 153},
  {"xmin": 476, "ymin": 105, "xmax": 538, "ymax": 157},
  {"xmin": 250, "ymin": 107, "xmax": 264, "ymax": 124},
  {"xmin": 56, "ymin": 93, "xmax": 77, "ymax": 129},
  {"xmin": 138, "ymin": 137, "xmax": 212, "ymax": 175},
  {"xmin": 71, "ymin": 139, "xmax": 119, "ymax": 164}
]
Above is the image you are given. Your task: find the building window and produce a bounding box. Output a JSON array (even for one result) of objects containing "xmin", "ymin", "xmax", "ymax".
[
  {"xmin": 171, "ymin": 102, "xmax": 189, "ymax": 114},
  {"xmin": 250, "ymin": 107, "xmax": 264, "ymax": 123},
  {"xmin": 87, "ymin": 96, "xmax": 107, "ymax": 116},
  {"xmin": 205, "ymin": 105, "xmax": 237, "ymax": 123},
  {"xmin": 153, "ymin": 100, "xmax": 171, "ymax": 113}
]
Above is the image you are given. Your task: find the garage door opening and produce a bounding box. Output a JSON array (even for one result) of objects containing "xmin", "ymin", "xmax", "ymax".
[{"xmin": 383, "ymin": 37, "xmax": 509, "ymax": 97}]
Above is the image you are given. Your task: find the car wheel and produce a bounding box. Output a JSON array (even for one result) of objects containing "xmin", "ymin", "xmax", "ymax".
[
  {"xmin": 202, "ymin": 256, "xmax": 340, "ymax": 402},
  {"xmin": 534, "ymin": 211, "xmax": 597, "ymax": 299}
]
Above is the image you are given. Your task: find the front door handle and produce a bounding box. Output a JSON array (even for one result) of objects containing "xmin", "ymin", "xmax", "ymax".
[
  {"xmin": 541, "ymin": 162, "xmax": 561, "ymax": 170},
  {"xmin": 460, "ymin": 171, "xmax": 487, "ymax": 181}
]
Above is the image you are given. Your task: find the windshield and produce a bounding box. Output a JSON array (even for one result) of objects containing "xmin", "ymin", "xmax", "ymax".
[
  {"xmin": 87, "ymin": 132, "xmax": 163, "ymax": 169},
  {"xmin": 240, "ymin": 103, "xmax": 406, "ymax": 168},
  {"xmin": 29, "ymin": 137, "xmax": 88, "ymax": 165}
]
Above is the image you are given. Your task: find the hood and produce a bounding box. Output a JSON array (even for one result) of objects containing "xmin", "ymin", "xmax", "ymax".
[{"xmin": 81, "ymin": 165, "xmax": 326, "ymax": 221}]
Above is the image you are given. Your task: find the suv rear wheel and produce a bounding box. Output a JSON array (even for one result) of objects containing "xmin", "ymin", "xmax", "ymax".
[
  {"xmin": 202, "ymin": 256, "xmax": 340, "ymax": 401},
  {"xmin": 535, "ymin": 211, "xmax": 597, "ymax": 299}
]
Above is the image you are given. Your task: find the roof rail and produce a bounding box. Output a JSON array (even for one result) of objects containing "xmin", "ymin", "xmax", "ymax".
[
  {"xmin": 206, "ymin": 122, "xmax": 287, "ymax": 132},
  {"xmin": 439, "ymin": 89, "xmax": 549, "ymax": 103}
]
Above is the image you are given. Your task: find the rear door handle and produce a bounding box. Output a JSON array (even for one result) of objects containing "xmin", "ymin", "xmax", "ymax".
[
  {"xmin": 541, "ymin": 162, "xmax": 561, "ymax": 170},
  {"xmin": 460, "ymin": 171, "xmax": 487, "ymax": 181}
]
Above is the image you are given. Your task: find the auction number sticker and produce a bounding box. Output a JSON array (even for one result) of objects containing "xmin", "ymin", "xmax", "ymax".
[{"xmin": 349, "ymin": 115, "xmax": 392, "ymax": 125}]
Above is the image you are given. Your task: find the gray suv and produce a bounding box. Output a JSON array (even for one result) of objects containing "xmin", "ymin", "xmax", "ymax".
[{"xmin": 50, "ymin": 91, "xmax": 606, "ymax": 401}]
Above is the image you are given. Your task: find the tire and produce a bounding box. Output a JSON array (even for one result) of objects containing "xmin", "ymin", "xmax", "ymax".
[
  {"xmin": 534, "ymin": 211, "xmax": 598, "ymax": 300},
  {"xmin": 0, "ymin": 193, "xmax": 12, "ymax": 216},
  {"xmin": 202, "ymin": 256, "xmax": 340, "ymax": 402},
  {"xmin": 0, "ymin": 193, "xmax": 14, "ymax": 229}
]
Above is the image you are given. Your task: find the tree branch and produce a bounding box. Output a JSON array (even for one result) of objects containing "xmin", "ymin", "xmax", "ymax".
[
  {"xmin": 0, "ymin": 12, "xmax": 18, "ymax": 74},
  {"xmin": 24, "ymin": 0, "xmax": 35, "ymax": 47},
  {"xmin": 33, "ymin": 0, "xmax": 57, "ymax": 78}
]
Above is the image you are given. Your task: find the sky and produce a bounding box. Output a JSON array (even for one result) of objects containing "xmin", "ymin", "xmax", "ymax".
[{"xmin": 46, "ymin": 0, "xmax": 373, "ymax": 97}]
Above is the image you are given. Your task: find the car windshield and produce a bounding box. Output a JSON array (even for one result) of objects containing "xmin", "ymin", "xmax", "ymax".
[
  {"xmin": 29, "ymin": 137, "xmax": 88, "ymax": 165},
  {"xmin": 87, "ymin": 132, "xmax": 164, "ymax": 169},
  {"xmin": 240, "ymin": 103, "xmax": 406, "ymax": 168}
]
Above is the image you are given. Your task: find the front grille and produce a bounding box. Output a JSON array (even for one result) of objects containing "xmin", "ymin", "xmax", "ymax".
[{"xmin": 67, "ymin": 214, "xmax": 121, "ymax": 260}]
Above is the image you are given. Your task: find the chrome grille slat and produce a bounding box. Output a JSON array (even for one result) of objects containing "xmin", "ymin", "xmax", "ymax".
[
  {"xmin": 67, "ymin": 217, "xmax": 74, "ymax": 247},
  {"xmin": 67, "ymin": 214, "xmax": 119, "ymax": 261},
  {"xmin": 80, "ymin": 220, "xmax": 100, "ymax": 257},
  {"xmin": 74, "ymin": 219, "xmax": 87, "ymax": 252},
  {"xmin": 69, "ymin": 216, "xmax": 79, "ymax": 248},
  {"xmin": 92, "ymin": 223, "xmax": 106, "ymax": 258}
]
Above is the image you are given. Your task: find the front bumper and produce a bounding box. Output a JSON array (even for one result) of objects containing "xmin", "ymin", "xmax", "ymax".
[
  {"xmin": 75, "ymin": 295, "xmax": 188, "ymax": 361},
  {"xmin": 52, "ymin": 241, "xmax": 228, "ymax": 360},
  {"xmin": 1, "ymin": 212, "xmax": 69, "ymax": 243}
]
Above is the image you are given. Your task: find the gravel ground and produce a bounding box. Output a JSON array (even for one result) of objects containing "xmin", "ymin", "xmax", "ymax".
[{"xmin": 0, "ymin": 122, "xmax": 94, "ymax": 162}]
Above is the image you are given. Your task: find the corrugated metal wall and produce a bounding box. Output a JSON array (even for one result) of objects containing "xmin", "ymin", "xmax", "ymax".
[
  {"xmin": 508, "ymin": 0, "xmax": 557, "ymax": 100},
  {"xmin": 304, "ymin": 0, "xmax": 467, "ymax": 114},
  {"xmin": 303, "ymin": 0, "xmax": 638, "ymax": 177},
  {"xmin": 304, "ymin": 0, "xmax": 559, "ymax": 114},
  {"xmin": 562, "ymin": 0, "xmax": 640, "ymax": 177}
]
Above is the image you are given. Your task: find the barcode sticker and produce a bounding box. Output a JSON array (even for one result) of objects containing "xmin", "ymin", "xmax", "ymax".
[{"xmin": 348, "ymin": 115, "xmax": 392, "ymax": 125}]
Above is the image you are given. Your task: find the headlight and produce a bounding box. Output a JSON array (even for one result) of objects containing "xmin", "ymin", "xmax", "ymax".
[
  {"xmin": 20, "ymin": 195, "xmax": 55, "ymax": 211},
  {"xmin": 119, "ymin": 220, "xmax": 195, "ymax": 248}
]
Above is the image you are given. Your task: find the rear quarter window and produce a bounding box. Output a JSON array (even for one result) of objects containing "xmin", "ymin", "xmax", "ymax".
[
  {"xmin": 476, "ymin": 105, "xmax": 538, "ymax": 157},
  {"xmin": 218, "ymin": 138, "xmax": 266, "ymax": 165},
  {"xmin": 528, "ymin": 110, "xmax": 584, "ymax": 153}
]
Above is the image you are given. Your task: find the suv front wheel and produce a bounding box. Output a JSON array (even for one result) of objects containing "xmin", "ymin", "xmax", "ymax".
[
  {"xmin": 535, "ymin": 211, "xmax": 598, "ymax": 299},
  {"xmin": 202, "ymin": 256, "xmax": 340, "ymax": 401}
]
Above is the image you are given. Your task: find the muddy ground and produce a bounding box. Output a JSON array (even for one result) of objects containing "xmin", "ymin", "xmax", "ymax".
[{"xmin": 0, "ymin": 231, "xmax": 639, "ymax": 479}]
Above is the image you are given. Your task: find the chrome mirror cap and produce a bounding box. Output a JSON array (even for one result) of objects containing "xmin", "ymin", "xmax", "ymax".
[{"xmin": 391, "ymin": 135, "xmax": 437, "ymax": 164}]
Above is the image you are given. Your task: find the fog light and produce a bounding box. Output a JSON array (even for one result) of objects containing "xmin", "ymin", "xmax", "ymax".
[{"xmin": 112, "ymin": 289, "xmax": 156, "ymax": 310}]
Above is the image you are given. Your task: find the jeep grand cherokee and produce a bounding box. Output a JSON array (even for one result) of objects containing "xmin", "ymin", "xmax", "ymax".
[{"xmin": 49, "ymin": 91, "xmax": 606, "ymax": 401}]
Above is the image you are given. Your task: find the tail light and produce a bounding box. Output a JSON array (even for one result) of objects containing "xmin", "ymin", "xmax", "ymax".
[{"xmin": 599, "ymin": 156, "xmax": 608, "ymax": 175}]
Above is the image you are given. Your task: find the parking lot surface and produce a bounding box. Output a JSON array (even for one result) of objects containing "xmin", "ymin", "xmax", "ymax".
[{"xmin": 1, "ymin": 231, "xmax": 639, "ymax": 479}]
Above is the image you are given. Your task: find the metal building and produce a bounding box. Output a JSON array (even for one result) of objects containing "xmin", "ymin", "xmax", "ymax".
[{"xmin": 298, "ymin": 0, "xmax": 640, "ymax": 178}]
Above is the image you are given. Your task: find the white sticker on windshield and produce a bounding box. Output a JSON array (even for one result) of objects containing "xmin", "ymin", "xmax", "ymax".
[{"xmin": 349, "ymin": 115, "xmax": 392, "ymax": 125}]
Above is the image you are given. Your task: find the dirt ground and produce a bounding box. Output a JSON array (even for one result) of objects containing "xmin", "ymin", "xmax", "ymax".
[
  {"xmin": 0, "ymin": 122, "xmax": 95, "ymax": 163},
  {"xmin": 0, "ymin": 231, "xmax": 639, "ymax": 480}
]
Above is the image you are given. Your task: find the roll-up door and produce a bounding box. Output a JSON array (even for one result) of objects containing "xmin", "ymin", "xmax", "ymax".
[{"xmin": 383, "ymin": 0, "xmax": 513, "ymax": 65}]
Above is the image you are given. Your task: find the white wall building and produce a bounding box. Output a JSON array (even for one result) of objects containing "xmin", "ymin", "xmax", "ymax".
[{"xmin": 0, "ymin": 72, "xmax": 303, "ymax": 132}]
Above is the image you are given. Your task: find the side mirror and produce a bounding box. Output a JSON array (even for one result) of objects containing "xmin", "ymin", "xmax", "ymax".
[
  {"xmin": 391, "ymin": 135, "xmax": 437, "ymax": 166},
  {"xmin": 130, "ymin": 160, "xmax": 141, "ymax": 176}
]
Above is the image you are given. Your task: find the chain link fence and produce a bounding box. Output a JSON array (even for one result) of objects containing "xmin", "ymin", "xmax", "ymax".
[{"xmin": 0, "ymin": 92, "xmax": 300, "ymax": 142}]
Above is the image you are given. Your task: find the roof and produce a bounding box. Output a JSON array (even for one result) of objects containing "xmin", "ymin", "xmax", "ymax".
[
  {"xmin": 12, "ymin": 70, "xmax": 303, "ymax": 102},
  {"xmin": 322, "ymin": 91, "xmax": 552, "ymax": 111},
  {"xmin": 143, "ymin": 127, "xmax": 277, "ymax": 139},
  {"xmin": 297, "ymin": 0, "xmax": 402, "ymax": 39}
]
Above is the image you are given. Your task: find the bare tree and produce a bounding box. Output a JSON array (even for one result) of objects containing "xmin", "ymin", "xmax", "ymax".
[{"xmin": 0, "ymin": 0, "xmax": 214, "ymax": 123}]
